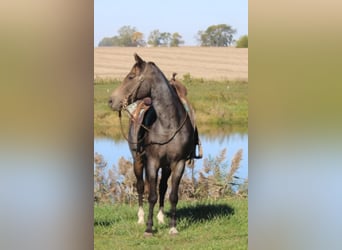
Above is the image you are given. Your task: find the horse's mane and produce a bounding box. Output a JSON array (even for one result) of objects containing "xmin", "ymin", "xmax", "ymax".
[{"xmin": 147, "ymin": 62, "xmax": 183, "ymax": 103}]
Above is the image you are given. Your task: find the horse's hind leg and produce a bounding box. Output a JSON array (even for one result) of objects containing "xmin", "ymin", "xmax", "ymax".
[
  {"xmin": 134, "ymin": 155, "xmax": 145, "ymax": 224},
  {"xmin": 157, "ymin": 166, "xmax": 171, "ymax": 224},
  {"xmin": 169, "ymin": 160, "xmax": 186, "ymax": 235}
]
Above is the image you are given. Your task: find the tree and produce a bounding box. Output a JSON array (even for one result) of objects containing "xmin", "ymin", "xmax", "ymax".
[
  {"xmin": 132, "ymin": 32, "xmax": 146, "ymax": 47},
  {"xmin": 98, "ymin": 25, "xmax": 146, "ymax": 47},
  {"xmin": 197, "ymin": 24, "xmax": 237, "ymax": 47},
  {"xmin": 98, "ymin": 37, "xmax": 116, "ymax": 47},
  {"xmin": 147, "ymin": 29, "xmax": 161, "ymax": 47},
  {"xmin": 236, "ymin": 35, "xmax": 248, "ymax": 48},
  {"xmin": 148, "ymin": 30, "xmax": 184, "ymax": 47},
  {"xmin": 170, "ymin": 32, "xmax": 184, "ymax": 47},
  {"xmin": 159, "ymin": 32, "xmax": 172, "ymax": 46},
  {"xmin": 98, "ymin": 35, "xmax": 123, "ymax": 46},
  {"xmin": 117, "ymin": 25, "xmax": 137, "ymax": 47}
]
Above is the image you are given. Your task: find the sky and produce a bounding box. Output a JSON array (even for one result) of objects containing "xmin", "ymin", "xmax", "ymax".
[{"xmin": 94, "ymin": 0, "xmax": 248, "ymax": 46}]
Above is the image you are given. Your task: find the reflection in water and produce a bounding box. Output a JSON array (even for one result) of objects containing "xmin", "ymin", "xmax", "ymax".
[
  {"xmin": 199, "ymin": 133, "xmax": 248, "ymax": 179},
  {"xmin": 94, "ymin": 132, "xmax": 248, "ymax": 180}
]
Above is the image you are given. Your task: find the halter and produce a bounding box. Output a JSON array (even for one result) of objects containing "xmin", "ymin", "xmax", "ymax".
[{"xmin": 122, "ymin": 74, "xmax": 145, "ymax": 109}]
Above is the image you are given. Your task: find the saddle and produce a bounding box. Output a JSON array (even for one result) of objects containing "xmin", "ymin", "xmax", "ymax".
[
  {"xmin": 127, "ymin": 73, "xmax": 202, "ymax": 159},
  {"xmin": 170, "ymin": 73, "xmax": 195, "ymax": 127}
]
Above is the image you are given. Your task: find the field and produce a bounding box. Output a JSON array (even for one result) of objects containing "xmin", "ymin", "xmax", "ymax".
[
  {"xmin": 94, "ymin": 47, "xmax": 248, "ymax": 81},
  {"xmin": 94, "ymin": 197, "xmax": 247, "ymax": 250}
]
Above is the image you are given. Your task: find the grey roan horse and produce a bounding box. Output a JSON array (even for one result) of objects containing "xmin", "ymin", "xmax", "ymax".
[{"xmin": 108, "ymin": 54, "xmax": 198, "ymax": 236}]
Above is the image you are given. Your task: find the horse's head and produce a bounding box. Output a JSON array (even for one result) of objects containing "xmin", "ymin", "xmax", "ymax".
[{"xmin": 109, "ymin": 53, "xmax": 151, "ymax": 111}]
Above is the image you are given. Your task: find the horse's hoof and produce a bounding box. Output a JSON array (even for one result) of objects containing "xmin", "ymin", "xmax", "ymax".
[
  {"xmin": 169, "ymin": 227, "xmax": 179, "ymax": 235},
  {"xmin": 144, "ymin": 231, "xmax": 153, "ymax": 237}
]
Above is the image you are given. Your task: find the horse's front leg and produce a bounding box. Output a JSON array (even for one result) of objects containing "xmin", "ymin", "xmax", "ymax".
[
  {"xmin": 157, "ymin": 166, "xmax": 171, "ymax": 224},
  {"xmin": 144, "ymin": 160, "xmax": 159, "ymax": 236},
  {"xmin": 133, "ymin": 155, "xmax": 144, "ymax": 224},
  {"xmin": 169, "ymin": 160, "xmax": 186, "ymax": 235}
]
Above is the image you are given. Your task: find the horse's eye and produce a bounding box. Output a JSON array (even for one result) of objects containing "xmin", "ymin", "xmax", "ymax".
[{"xmin": 128, "ymin": 74, "xmax": 135, "ymax": 80}]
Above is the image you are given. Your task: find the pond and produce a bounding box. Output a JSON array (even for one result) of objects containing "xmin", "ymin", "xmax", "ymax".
[{"xmin": 94, "ymin": 131, "xmax": 248, "ymax": 180}]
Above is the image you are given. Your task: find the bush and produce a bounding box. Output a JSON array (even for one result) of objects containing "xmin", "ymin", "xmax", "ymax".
[{"xmin": 236, "ymin": 35, "xmax": 248, "ymax": 48}]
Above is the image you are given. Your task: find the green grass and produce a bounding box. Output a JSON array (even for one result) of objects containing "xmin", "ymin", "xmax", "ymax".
[
  {"xmin": 94, "ymin": 197, "xmax": 247, "ymax": 250},
  {"xmin": 94, "ymin": 77, "xmax": 248, "ymax": 138},
  {"xmin": 94, "ymin": 79, "xmax": 124, "ymax": 140}
]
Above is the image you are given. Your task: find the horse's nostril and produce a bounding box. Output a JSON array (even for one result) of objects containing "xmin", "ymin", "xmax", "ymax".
[{"xmin": 108, "ymin": 98, "xmax": 113, "ymax": 106}]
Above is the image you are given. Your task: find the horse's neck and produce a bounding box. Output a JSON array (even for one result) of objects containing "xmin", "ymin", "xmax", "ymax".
[{"xmin": 151, "ymin": 79, "xmax": 185, "ymax": 127}]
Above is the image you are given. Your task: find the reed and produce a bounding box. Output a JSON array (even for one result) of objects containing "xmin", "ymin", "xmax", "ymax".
[{"xmin": 93, "ymin": 148, "xmax": 247, "ymax": 204}]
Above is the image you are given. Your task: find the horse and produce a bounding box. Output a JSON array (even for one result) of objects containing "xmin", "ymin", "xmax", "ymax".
[
  {"xmin": 127, "ymin": 72, "xmax": 202, "ymax": 163},
  {"xmin": 108, "ymin": 54, "xmax": 199, "ymax": 236}
]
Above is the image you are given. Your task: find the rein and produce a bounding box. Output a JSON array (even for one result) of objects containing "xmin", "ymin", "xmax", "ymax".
[
  {"xmin": 148, "ymin": 111, "xmax": 188, "ymax": 146},
  {"xmin": 119, "ymin": 105, "xmax": 189, "ymax": 146},
  {"xmin": 118, "ymin": 110, "xmax": 146, "ymax": 145}
]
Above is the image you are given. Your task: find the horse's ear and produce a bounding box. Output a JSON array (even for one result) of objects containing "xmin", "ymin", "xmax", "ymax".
[{"xmin": 134, "ymin": 53, "xmax": 145, "ymax": 66}]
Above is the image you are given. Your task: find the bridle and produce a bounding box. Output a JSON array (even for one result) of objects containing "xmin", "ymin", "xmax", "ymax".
[{"xmin": 118, "ymin": 74, "xmax": 148, "ymax": 144}]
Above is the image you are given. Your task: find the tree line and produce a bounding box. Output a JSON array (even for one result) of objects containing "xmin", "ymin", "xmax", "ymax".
[{"xmin": 98, "ymin": 24, "xmax": 248, "ymax": 48}]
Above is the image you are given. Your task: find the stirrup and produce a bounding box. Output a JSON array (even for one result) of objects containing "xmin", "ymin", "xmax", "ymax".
[{"xmin": 194, "ymin": 143, "xmax": 203, "ymax": 159}]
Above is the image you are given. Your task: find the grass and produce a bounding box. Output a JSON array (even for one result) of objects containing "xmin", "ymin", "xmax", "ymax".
[
  {"xmin": 94, "ymin": 79, "xmax": 123, "ymax": 140},
  {"xmin": 94, "ymin": 197, "xmax": 247, "ymax": 250},
  {"xmin": 94, "ymin": 77, "xmax": 248, "ymax": 139}
]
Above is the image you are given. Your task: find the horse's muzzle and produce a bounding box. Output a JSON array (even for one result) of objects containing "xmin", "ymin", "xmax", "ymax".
[
  {"xmin": 108, "ymin": 97, "xmax": 117, "ymax": 110},
  {"xmin": 108, "ymin": 97, "xmax": 123, "ymax": 111},
  {"xmin": 108, "ymin": 97, "xmax": 113, "ymax": 108}
]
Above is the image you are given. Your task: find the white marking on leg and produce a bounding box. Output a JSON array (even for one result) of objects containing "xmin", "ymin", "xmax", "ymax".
[
  {"xmin": 157, "ymin": 208, "xmax": 165, "ymax": 224},
  {"xmin": 137, "ymin": 207, "xmax": 144, "ymax": 224},
  {"xmin": 169, "ymin": 227, "xmax": 178, "ymax": 235}
]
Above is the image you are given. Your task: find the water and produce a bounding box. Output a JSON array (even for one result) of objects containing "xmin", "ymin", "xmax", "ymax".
[{"xmin": 94, "ymin": 132, "xmax": 248, "ymax": 180}]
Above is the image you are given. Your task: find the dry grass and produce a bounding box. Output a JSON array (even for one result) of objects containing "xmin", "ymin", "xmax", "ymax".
[
  {"xmin": 94, "ymin": 47, "xmax": 248, "ymax": 81},
  {"xmin": 94, "ymin": 148, "xmax": 247, "ymax": 205}
]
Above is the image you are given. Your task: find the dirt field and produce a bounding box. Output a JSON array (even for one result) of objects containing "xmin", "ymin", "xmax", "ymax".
[{"xmin": 94, "ymin": 47, "xmax": 248, "ymax": 81}]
